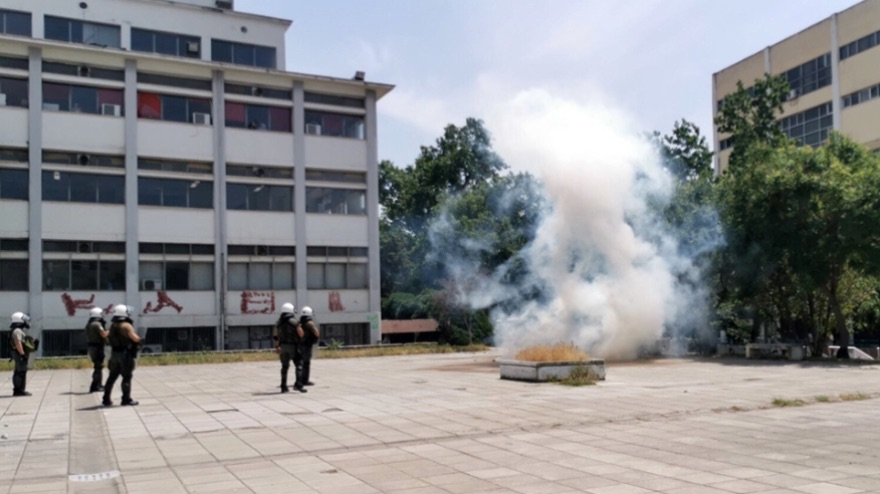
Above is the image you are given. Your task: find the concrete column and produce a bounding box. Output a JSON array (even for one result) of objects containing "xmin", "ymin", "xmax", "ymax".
[
  {"xmin": 293, "ymin": 82, "xmax": 307, "ymax": 311},
  {"xmin": 212, "ymin": 70, "xmax": 228, "ymax": 349},
  {"xmin": 365, "ymin": 90, "xmax": 381, "ymax": 344},
  {"xmin": 712, "ymin": 74, "xmax": 720, "ymax": 176},
  {"xmin": 830, "ymin": 13, "xmax": 842, "ymax": 131},
  {"xmin": 27, "ymin": 47, "xmax": 43, "ymax": 355},
  {"xmin": 123, "ymin": 59, "xmax": 140, "ymax": 320}
]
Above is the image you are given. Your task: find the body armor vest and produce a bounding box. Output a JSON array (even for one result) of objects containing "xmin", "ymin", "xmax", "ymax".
[
  {"xmin": 278, "ymin": 316, "xmax": 299, "ymax": 344},
  {"xmin": 85, "ymin": 320, "xmax": 105, "ymax": 344},
  {"xmin": 108, "ymin": 321, "xmax": 132, "ymax": 349}
]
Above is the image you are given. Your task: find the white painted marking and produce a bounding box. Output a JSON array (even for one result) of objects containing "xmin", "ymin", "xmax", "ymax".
[{"xmin": 69, "ymin": 470, "xmax": 120, "ymax": 482}]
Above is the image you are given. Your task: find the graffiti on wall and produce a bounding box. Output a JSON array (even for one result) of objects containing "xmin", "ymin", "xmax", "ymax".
[
  {"xmin": 142, "ymin": 291, "xmax": 184, "ymax": 314},
  {"xmin": 61, "ymin": 294, "xmax": 113, "ymax": 317},
  {"xmin": 241, "ymin": 291, "xmax": 276, "ymax": 314},
  {"xmin": 328, "ymin": 291, "xmax": 345, "ymax": 312}
]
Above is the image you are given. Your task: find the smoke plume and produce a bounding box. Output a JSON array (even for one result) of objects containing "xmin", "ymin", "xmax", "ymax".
[{"xmin": 437, "ymin": 89, "xmax": 718, "ymax": 359}]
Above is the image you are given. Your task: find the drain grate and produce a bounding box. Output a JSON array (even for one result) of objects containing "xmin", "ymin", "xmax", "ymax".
[{"xmin": 69, "ymin": 471, "xmax": 120, "ymax": 482}]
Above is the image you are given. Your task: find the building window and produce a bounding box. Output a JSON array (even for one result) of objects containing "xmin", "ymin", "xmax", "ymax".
[
  {"xmin": 137, "ymin": 72, "xmax": 212, "ymax": 91},
  {"xmin": 44, "ymin": 240, "xmax": 125, "ymax": 254},
  {"xmin": 226, "ymin": 326, "xmax": 274, "ymax": 350},
  {"xmin": 227, "ymin": 164, "xmax": 292, "ymax": 179},
  {"xmin": 42, "ymin": 171, "xmax": 124, "ymax": 204},
  {"xmin": 0, "ymin": 148, "xmax": 27, "ymax": 162},
  {"xmin": 44, "ymin": 16, "xmax": 120, "ymax": 48},
  {"xmin": 842, "ymin": 84, "xmax": 880, "ymax": 109},
  {"xmin": 139, "ymin": 261, "xmax": 214, "ymax": 290},
  {"xmin": 0, "ymin": 168, "xmax": 28, "ymax": 200},
  {"xmin": 43, "ymin": 259, "xmax": 125, "ymax": 291},
  {"xmin": 306, "ymin": 187, "xmax": 366, "ymax": 215},
  {"xmin": 840, "ymin": 31, "xmax": 879, "ymax": 60},
  {"xmin": 144, "ymin": 327, "xmax": 215, "ymax": 353},
  {"xmin": 225, "ymin": 102, "xmax": 290, "ymax": 132},
  {"xmin": 719, "ymin": 137, "xmax": 733, "ymax": 152},
  {"xmin": 228, "ymin": 262, "xmax": 294, "ymax": 290},
  {"xmin": 138, "ymin": 92, "xmax": 211, "ymax": 124},
  {"xmin": 139, "ymin": 243, "xmax": 214, "ymax": 255},
  {"xmin": 306, "ymin": 246, "xmax": 368, "ymax": 258},
  {"xmin": 139, "ymin": 158, "xmax": 212, "ymax": 175},
  {"xmin": 779, "ymin": 102, "xmax": 833, "ymax": 148},
  {"xmin": 307, "ymin": 263, "xmax": 367, "ymax": 289},
  {"xmin": 0, "ymin": 259, "xmax": 27, "ymax": 291},
  {"xmin": 42, "ymin": 82, "xmax": 124, "ymax": 115},
  {"xmin": 227, "ymin": 183, "xmax": 292, "ymax": 212},
  {"xmin": 0, "ymin": 9, "xmax": 30, "ymax": 37},
  {"xmin": 306, "ymin": 169, "xmax": 366, "ymax": 183},
  {"xmin": 131, "ymin": 28, "xmax": 200, "ymax": 58},
  {"xmin": 304, "ymin": 110, "xmax": 364, "ymax": 139},
  {"xmin": 43, "ymin": 61, "xmax": 124, "ymax": 81},
  {"xmin": 228, "ymin": 245, "xmax": 295, "ymax": 256},
  {"xmin": 211, "ymin": 39, "xmax": 276, "ymax": 69},
  {"xmin": 44, "ymin": 151, "xmax": 124, "ymax": 168},
  {"xmin": 0, "ymin": 55, "xmax": 27, "ymax": 71},
  {"xmin": 225, "ymin": 83, "xmax": 291, "ymax": 100},
  {"xmin": 0, "ymin": 76, "xmax": 28, "ymax": 108},
  {"xmin": 138, "ymin": 177, "xmax": 213, "ymax": 208},
  {"xmin": 321, "ymin": 323, "xmax": 369, "ymax": 346},
  {"xmin": 783, "ymin": 54, "xmax": 831, "ymax": 99},
  {"xmin": 304, "ymin": 92, "xmax": 365, "ymax": 108}
]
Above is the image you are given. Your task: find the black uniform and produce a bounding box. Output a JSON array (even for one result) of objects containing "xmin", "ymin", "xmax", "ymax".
[
  {"xmin": 102, "ymin": 318, "xmax": 138, "ymax": 406},
  {"xmin": 276, "ymin": 314, "xmax": 300, "ymax": 393},
  {"xmin": 85, "ymin": 317, "xmax": 107, "ymax": 392},
  {"xmin": 9, "ymin": 324, "xmax": 31, "ymax": 397},
  {"xmin": 299, "ymin": 316, "xmax": 319, "ymax": 386}
]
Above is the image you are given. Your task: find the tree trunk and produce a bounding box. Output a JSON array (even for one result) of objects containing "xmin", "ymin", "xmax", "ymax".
[{"xmin": 828, "ymin": 282, "xmax": 850, "ymax": 359}]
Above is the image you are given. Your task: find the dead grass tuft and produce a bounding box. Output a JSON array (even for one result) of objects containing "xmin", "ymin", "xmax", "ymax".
[{"xmin": 515, "ymin": 343, "xmax": 588, "ymax": 363}]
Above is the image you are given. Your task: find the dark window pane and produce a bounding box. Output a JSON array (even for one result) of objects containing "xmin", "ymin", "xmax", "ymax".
[
  {"xmin": 97, "ymin": 175, "xmax": 124, "ymax": 204},
  {"xmin": 4, "ymin": 11, "xmax": 32, "ymax": 37},
  {"xmin": 327, "ymin": 247, "xmax": 347, "ymax": 257},
  {"xmin": 131, "ymin": 28, "xmax": 153, "ymax": 52},
  {"xmin": 43, "ymin": 260, "xmax": 69, "ymax": 290},
  {"xmin": 268, "ymin": 246, "xmax": 294, "ymax": 256},
  {"xmin": 71, "ymin": 260, "xmax": 98, "ymax": 290},
  {"xmin": 162, "ymin": 95, "xmax": 187, "ymax": 122},
  {"xmin": 0, "ymin": 169, "xmax": 28, "ymax": 200},
  {"xmin": 69, "ymin": 174, "xmax": 97, "ymax": 202},
  {"xmin": 0, "ymin": 260, "xmax": 27, "ymax": 291},
  {"xmin": 227, "ymin": 183, "xmax": 247, "ymax": 210},
  {"xmin": 43, "ymin": 82, "xmax": 70, "ymax": 111},
  {"xmin": 154, "ymin": 32, "xmax": 177, "ymax": 55},
  {"xmin": 233, "ymin": 44, "xmax": 254, "ymax": 66},
  {"xmin": 43, "ymin": 171, "xmax": 69, "ymax": 201},
  {"xmin": 0, "ymin": 55, "xmax": 28, "ymax": 70},
  {"xmin": 269, "ymin": 185, "xmax": 292, "ymax": 211},
  {"xmin": 246, "ymin": 105, "xmax": 269, "ymax": 129},
  {"xmin": 249, "ymin": 185, "xmax": 270, "ymax": 210},
  {"xmin": 99, "ymin": 261, "xmax": 124, "ymax": 291},
  {"xmin": 191, "ymin": 244, "xmax": 214, "ymax": 255},
  {"xmin": 71, "ymin": 85, "xmax": 98, "ymax": 113},
  {"xmin": 165, "ymin": 244, "xmax": 189, "ymax": 255},
  {"xmin": 269, "ymin": 107, "xmax": 291, "ymax": 132},
  {"xmin": 45, "ymin": 17, "xmax": 69, "ymax": 42},
  {"xmin": 349, "ymin": 247, "xmax": 368, "ymax": 257},
  {"xmin": 165, "ymin": 262, "xmax": 189, "ymax": 290},
  {"xmin": 189, "ymin": 180, "xmax": 213, "ymax": 208},
  {"xmin": 139, "ymin": 177, "xmax": 163, "ymax": 205},
  {"xmin": 254, "ymin": 46, "xmax": 276, "ymax": 69},
  {"xmin": 211, "ymin": 39, "xmax": 232, "ymax": 63},
  {"xmin": 70, "ymin": 20, "xmax": 84, "ymax": 43},
  {"xmin": 163, "ymin": 179, "xmax": 187, "ymax": 207},
  {"xmin": 0, "ymin": 239, "xmax": 28, "ymax": 251}
]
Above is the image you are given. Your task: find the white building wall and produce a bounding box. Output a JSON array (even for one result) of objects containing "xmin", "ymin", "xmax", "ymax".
[
  {"xmin": 137, "ymin": 120, "xmax": 214, "ymax": 161},
  {"xmin": 43, "ymin": 113, "xmax": 125, "ymax": 154},
  {"xmin": 0, "ymin": 201, "xmax": 27, "ymax": 236},
  {"xmin": 305, "ymin": 215, "xmax": 368, "ymax": 245},
  {"xmin": 43, "ymin": 204, "xmax": 125, "ymax": 241},
  {"xmin": 226, "ymin": 211, "xmax": 295, "ymax": 244},
  {"xmin": 0, "ymin": 107, "xmax": 29, "ymax": 147},
  {"xmin": 304, "ymin": 136, "xmax": 368, "ymax": 170},
  {"xmin": 139, "ymin": 208, "xmax": 215, "ymax": 243},
  {"xmin": 226, "ymin": 129, "xmax": 294, "ymax": 166}
]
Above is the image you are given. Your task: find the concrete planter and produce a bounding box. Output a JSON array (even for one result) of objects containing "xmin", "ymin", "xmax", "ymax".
[{"xmin": 499, "ymin": 359, "xmax": 606, "ymax": 382}]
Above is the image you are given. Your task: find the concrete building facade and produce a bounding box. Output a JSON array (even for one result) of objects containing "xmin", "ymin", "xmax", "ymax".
[
  {"xmin": 713, "ymin": 0, "xmax": 880, "ymax": 173},
  {"xmin": 0, "ymin": 0, "xmax": 392, "ymax": 355}
]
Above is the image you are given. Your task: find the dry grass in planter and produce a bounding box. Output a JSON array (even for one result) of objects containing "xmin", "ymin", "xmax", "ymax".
[{"xmin": 515, "ymin": 343, "xmax": 588, "ymax": 362}]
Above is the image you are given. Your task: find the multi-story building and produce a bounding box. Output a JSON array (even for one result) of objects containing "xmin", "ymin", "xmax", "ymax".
[
  {"xmin": 0, "ymin": 0, "xmax": 393, "ymax": 355},
  {"xmin": 713, "ymin": 0, "xmax": 880, "ymax": 173}
]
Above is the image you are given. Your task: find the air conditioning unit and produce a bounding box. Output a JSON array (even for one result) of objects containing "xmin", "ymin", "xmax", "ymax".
[
  {"xmin": 77, "ymin": 241, "xmax": 93, "ymax": 253},
  {"xmin": 788, "ymin": 89, "xmax": 798, "ymax": 100},
  {"xmin": 141, "ymin": 278, "xmax": 162, "ymax": 291},
  {"xmin": 305, "ymin": 123, "xmax": 322, "ymax": 135},
  {"xmin": 101, "ymin": 103, "xmax": 121, "ymax": 116},
  {"xmin": 192, "ymin": 112, "xmax": 212, "ymax": 125},
  {"xmin": 186, "ymin": 41, "xmax": 200, "ymax": 54}
]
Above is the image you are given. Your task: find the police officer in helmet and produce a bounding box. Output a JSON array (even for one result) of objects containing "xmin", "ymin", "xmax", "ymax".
[
  {"xmin": 85, "ymin": 307, "xmax": 109, "ymax": 393},
  {"xmin": 273, "ymin": 303, "xmax": 302, "ymax": 393},
  {"xmin": 298, "ymin": 306, "xmax": 319, "ymax": 387},
  {"xmin": 9, "ymin": 312, "xmax": 34, "ymax": 397},
  {"xmin": 102, "ymin": 305, "xmax": 141, "ymax": 407}
]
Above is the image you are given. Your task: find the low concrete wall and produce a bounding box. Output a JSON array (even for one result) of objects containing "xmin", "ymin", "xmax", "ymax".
[{"xmin": 498, "ymin": 359, "xmax": 606, "ymax": 382}]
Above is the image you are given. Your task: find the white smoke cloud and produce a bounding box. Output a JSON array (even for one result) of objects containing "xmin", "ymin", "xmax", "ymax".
[{"xmin": 435, "ymin": 88, "xmax": 716, "ymax": 360}]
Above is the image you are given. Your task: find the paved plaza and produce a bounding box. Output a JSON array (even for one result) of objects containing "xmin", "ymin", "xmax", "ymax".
[{"xmin": 1, "ymin": 352, "xmax": 879, "ymax": 494}]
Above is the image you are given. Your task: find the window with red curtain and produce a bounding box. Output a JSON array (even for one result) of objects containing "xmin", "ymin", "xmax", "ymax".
[
  {"xmin": 269, "ymin": 107, "xmax": 291, "ymax": 132},
  {"xmin": 225, "ymin": 102, "xmax": 246, "ymax": 128},
  {"xmin": 137, "ymin": 92, "xmax": 161, "ymax": 119},
  {"xmin": 98, "ymin": 89, "xmax": 124, "ymax": 108}
]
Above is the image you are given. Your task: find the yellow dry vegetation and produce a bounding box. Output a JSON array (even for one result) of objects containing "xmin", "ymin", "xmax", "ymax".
[{"xmin": 515, "ymin": 343, "xmax": 588, "ymax": 362}]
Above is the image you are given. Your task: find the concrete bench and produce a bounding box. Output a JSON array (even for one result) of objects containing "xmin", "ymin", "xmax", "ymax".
[{"xmin": 745, "ymin": 343, "xmax": 806, "ymax": 361}]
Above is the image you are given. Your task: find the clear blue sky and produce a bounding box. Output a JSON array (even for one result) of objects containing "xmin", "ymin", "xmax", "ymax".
[{"xmin": 239, "ymin": 0, "xmax": 859, "ymax": 168}]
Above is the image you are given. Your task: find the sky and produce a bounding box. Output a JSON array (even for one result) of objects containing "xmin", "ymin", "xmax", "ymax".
[{"xmin": 238, "ymin": 0, "xmax": 860, "ymax": 170}]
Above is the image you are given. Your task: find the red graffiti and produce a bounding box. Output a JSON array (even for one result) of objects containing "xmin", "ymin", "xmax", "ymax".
[
  {"xmin": 241, "ymin": 291, "xmax": 276, "ymax": 314},
  {"xmin": 61, "ymin": 293, "xmax": 96, "ymax": 316},
  {"xmin": 328, "ymin": 291, "xmax": 345, "ymax": 312},
  {"xmin": 142, "ymin": 291, "xmax": 184, "ymax": 314}
]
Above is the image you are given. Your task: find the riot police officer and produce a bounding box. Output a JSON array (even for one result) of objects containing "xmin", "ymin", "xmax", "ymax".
[
  {"xmin": 298, "ymin": 306, "xmax": 320, "ymax": 387},
  {"xmin": 85, "ymin": 307, "xmax": 108, "ymax": 393},
  {"xmin": 273, "ymin": 303, "xmax": 302, "ymax": 393},
  {"xmin": 102, "ymin": 305, "xmax": 141, "ymax": 407},
  {"xmin": 9, "ymin": 312, "xmax": 33, "ymax": 397}
]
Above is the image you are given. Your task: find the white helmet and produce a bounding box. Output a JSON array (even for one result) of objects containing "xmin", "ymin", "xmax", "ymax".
[
  {"xmin": 11, "ymin": 312, "xmax": 30, "ymax": 324},
  {"xmin": 111, "ymin": 304, "xmax": 131, "ymax": 318},
  {"xmin": 301, "ymin": 306, "xmax": 313, "ymax": 317},
  {"xmin": 89, "ymin": 307, "xmax": 104, "ymax": 318},
  {"xmin": 281, "ymin": 303, "xmax": 294, "ymax": 314}
]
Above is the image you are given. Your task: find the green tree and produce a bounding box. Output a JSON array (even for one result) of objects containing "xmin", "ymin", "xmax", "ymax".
[{"xmin": 658, "ymin": 119, "xmax": 714, "ymax": 181}]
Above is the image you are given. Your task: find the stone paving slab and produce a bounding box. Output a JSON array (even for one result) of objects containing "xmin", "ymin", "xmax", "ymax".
[{"xmin": 1, "ymin": 354, "xmax": 880, "ymax": 493}]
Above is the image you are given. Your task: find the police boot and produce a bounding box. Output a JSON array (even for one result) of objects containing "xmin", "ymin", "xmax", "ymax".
[{"xmin": 120, "ymin": 383, "xmax": 138, "ymax": 406}]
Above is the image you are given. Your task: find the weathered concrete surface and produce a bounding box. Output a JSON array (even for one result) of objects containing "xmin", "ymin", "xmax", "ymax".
[{"xmin": 1, "ymin": 354, "xmax": 879, "ymax": 493}]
